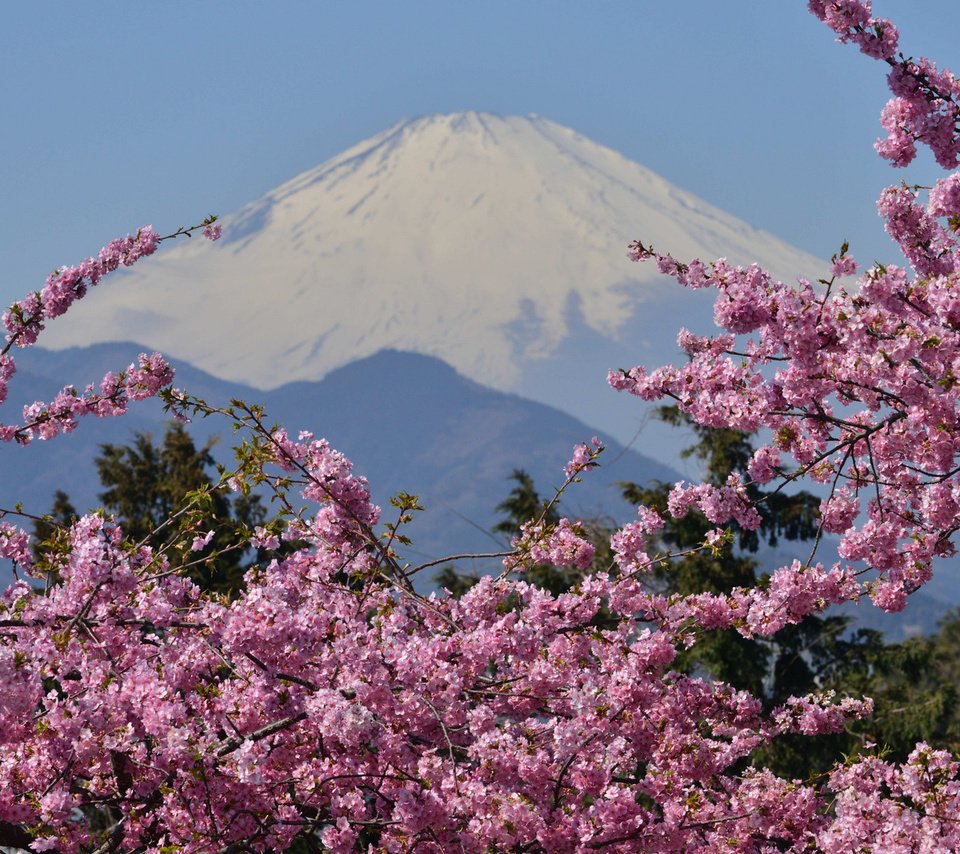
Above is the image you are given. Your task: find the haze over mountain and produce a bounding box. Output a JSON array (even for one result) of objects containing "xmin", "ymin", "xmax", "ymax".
[{"xmin": 42, "ymin": 111, "xmax": 828, "ymax": 445}]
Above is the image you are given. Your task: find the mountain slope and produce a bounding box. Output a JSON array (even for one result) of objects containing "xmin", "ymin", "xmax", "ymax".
[
  {"xmin": 40, "ymin": 112, "xmax": 827, "ymax": 443},
  {"xmin": 6, "ymin": 343, "xmax": 679, "ymax": 577}
]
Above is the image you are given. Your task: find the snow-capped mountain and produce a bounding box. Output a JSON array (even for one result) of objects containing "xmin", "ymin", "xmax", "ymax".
[{"xmin": 42, "ymin": 111, "xmax": 827, "ymax": 443}]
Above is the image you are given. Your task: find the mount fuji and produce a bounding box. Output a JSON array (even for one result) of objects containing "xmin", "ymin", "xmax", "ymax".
[{"xmin": 42, "ymin": 111, "xmax": 827, "ymax": 444}]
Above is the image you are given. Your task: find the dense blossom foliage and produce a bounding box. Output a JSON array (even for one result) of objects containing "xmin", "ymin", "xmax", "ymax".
[{"xmin": 2, "ymin": 2, "xmax": 960, "ymax": 851}]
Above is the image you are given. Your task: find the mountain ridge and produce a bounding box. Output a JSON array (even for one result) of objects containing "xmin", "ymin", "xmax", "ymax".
[
  {"xmin": 39, "ymin": 111, "xmax": 828, "ymax": 446},
  {"xmin": 7, "ymin": 342, "xmax": 680, "ymax": 572}
]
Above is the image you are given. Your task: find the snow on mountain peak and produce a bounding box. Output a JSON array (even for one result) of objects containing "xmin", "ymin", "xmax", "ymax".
[{"xmin": 42, "ymin": 111, "xmax": 826, "ymax": 400}]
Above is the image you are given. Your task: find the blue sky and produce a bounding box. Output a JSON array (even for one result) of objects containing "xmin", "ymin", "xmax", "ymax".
[{"xmin": 2, "ymin": 2, "xmax": 958, "ymax": 311}]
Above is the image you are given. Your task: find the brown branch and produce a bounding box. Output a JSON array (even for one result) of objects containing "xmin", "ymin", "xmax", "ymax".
[
  {"xmin": 408, "ymin": 550, "xmax": 516, "ymax": 576},
  {"xmin": 243, "ymin": 650, "xmax": 320, "ymax": 692},
  {"xmin": 421, "ymin": 696, "xmax": 462, "ymax": 796},
  {"xmin": 216, "ymin": 711, "xmax": 308, "ymax": 757}
]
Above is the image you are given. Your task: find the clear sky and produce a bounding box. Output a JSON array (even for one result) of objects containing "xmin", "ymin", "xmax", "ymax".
[{"xmin": 2, "ymin": 2, "xmax": 959, "ymax": 311}]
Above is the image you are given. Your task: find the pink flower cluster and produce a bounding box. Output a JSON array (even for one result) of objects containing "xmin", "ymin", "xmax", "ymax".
[
  {"xmin": 0, "ymin": 218, "xmax": 219, "ymax": 444},
  {"xmin": 0, "ymin": 521, "xmax": 31, "ymax": 569},
  {"xmin": 610, "ymin": 506, "xmax": 664, "ymax": 575},
  {"xmin": 2, "ymin": 226, "xmax": 160, "ymax": 349},
  {"xmin": 657, "ymin": 560, "xmax": 860, "ymax": 639},
  {"xmin": 618, "ymin": 194, "xmax": 960, "ymax": 613},
  {"xmin": 514, "ymin": 517, "xmax": 596, "ymax": 570},
  {"xmin": 821, "ymin": 744, "xmax": 960, "ymax": 850},
  {"xmin": 808, "ymin": 0, "xmax": 899, "ymax": 60},
  {"xmin": 265, "ymin": 427, "xmax": 381, "ymax": 550},
  {"xmin": 564, "ymin": 436, "xmax": 604, "ymax": 478},
  {"xmin": 667, "ymin": 473, "xmax": 762, "ymax": 531},
  {"xmin": 810, "ymin": 1, "xmax": 960, "ymax": 169},
  {"xmin": 0, "ymin": 498, "xmax": 901, "ymax": 851},
  {"xmin": 1, "ymin": 351, "xmax": 174, "ymax": 444},
  {"xmin": 770, "ymin": 691, "xmax": 874, "ymax": 736}
]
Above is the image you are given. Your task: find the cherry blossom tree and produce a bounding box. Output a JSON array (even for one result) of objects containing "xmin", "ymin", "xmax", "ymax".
[{"xmin": 3, "ymin": 2, "xmax": 960, "ymax": 850}]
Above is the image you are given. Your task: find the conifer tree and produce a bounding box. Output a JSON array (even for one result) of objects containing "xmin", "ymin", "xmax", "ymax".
[{"xmin": 36, "ymin": 423, "xmax": 266, "ymax": 595}]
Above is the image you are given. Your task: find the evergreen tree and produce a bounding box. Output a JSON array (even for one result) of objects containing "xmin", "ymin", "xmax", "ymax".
[
  {"xmin": 624, "ymin": 409, "xmax": 960, "ymax": 777},
  {"xmin": 439, "ymin": 408, "xmax": 960, "ymax": 779},
  {"xmin": 30, "ymin": 489, "xmax": 78, "ymax": 582},
  {"xmin": 492, "ymin": 469, "xmax": 560, "ymax": 539},
  {"xmin": 35, "ymin": 424, "xmax": 267, "ymax": 596},
  {"xmin": 620, "ymin": 406, "xmax": 824, "ymax": 698}
]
